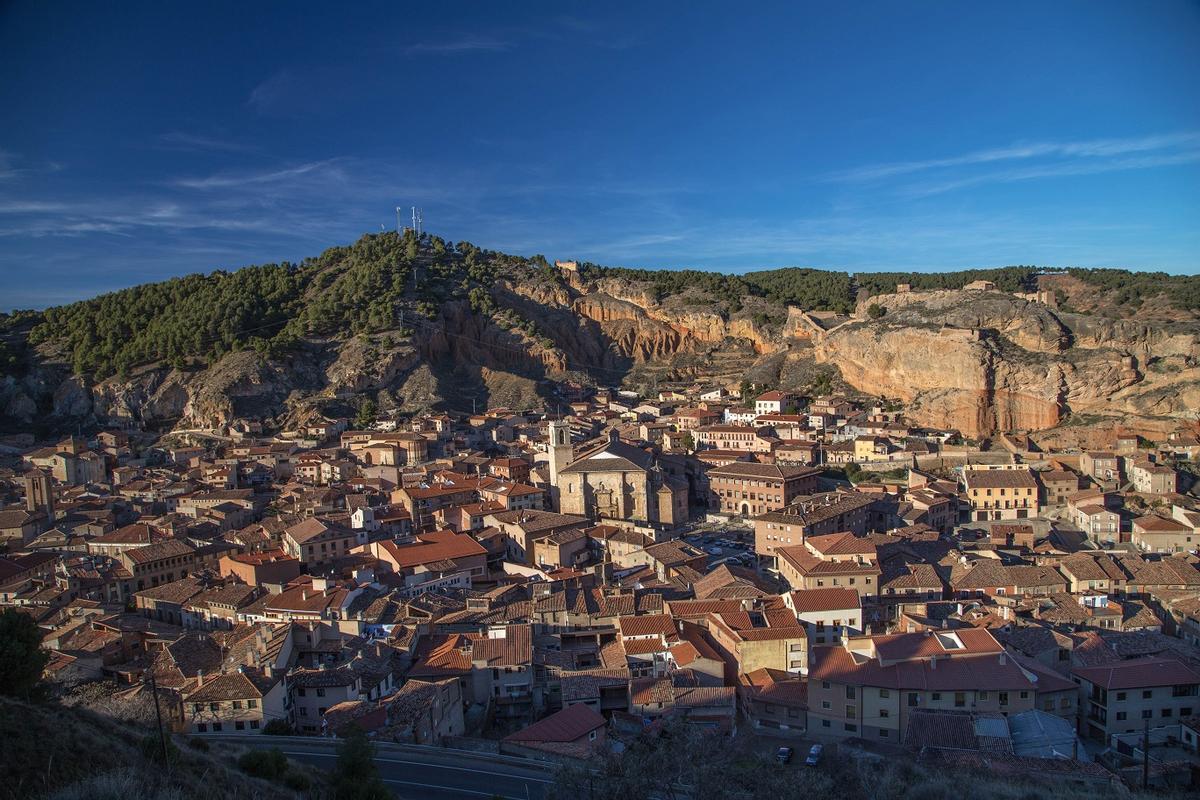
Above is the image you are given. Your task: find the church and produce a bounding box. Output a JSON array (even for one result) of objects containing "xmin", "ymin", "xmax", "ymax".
[{"xmin": 547, "ymin": 422, "xmax": 688, "ymax": 532}]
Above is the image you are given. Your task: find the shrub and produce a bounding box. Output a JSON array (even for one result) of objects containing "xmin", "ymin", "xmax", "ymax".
[
  {"xmin": 186, "ymin": 737, "xmax": 209, "ymax": 752},
  {"xmin": 867, "ymin": 303, "xmax": 885, "ymax": 319},
  {"xmin": 237, "ymin": 748, "xmax": 288, "ymax": 780},
  {"xmin": 261, "ymin": 719, "xmax": 294, "ymax": 736},
  {"xmin": 283, "ymin": 771, "xmax": 312, "ymax": 792},
  {"xmin": 138, "ymin": 733, "xmax": 179, "ymax": 765}
]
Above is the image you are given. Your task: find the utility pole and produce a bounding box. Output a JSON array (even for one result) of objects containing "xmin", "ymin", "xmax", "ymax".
[
  {"xmin": 147, "ymin": 671, "xmax": 170, "ymax": 766},
  {"xmin": 1142, "ymin": 717, "xmax": 1150, "ymax": 789}
]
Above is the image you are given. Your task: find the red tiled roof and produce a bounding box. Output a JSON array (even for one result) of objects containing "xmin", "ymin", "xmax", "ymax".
[
  {"xmin": 1071, "ymin": 657, "xmax": 1200, "ymax": 690},
  {"xmin": 618, "ymin": 613, "xmax": 676, "ymax": 639},
  {"xmin": 789, "ymin": 587, "xmax": 861, "ymax": 614},
  {"xmin": 504, "ymin": 702, "xmax": 606, "ymax": 744},
  {"xmin": 378, "ymin": 532, "xmax": 486, "ymax": 569}
]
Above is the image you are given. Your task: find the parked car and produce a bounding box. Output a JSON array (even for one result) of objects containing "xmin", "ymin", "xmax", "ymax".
[
  {"xmin": 804, "ymin": 744, "xmax": 823, "ymax": 767},
  {"xmin": 707, "ymin": 547, "xmax": 722, "ymax": 555},
  {"xmin": 776, "ymin": 746, "xmax": 793, "ymax": 764}
]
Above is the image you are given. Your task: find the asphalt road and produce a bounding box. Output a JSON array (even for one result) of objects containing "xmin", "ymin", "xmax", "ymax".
[{"xmin": 224, "ymin": 736, "xmax": 554, "ymax": 799}]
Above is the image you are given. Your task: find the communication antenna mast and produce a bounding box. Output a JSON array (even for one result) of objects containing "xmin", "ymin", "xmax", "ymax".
[
  {"xmin": 411, "ymin": 206, "xmax": 423, "ymax": 237},
  {"xmin": 395, "ymin": 206, "xmax": 403, "ymax": 234}
]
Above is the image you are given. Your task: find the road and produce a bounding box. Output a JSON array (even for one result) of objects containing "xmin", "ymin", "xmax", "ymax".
[{"xmin": 211, "ymin": 735, "xmax": 555, "ymax": 799}]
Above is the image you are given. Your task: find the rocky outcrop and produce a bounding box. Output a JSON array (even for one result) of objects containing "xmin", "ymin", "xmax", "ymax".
[
  {"xmin": 6, "ymin": 276, "xmax": 1196, "ymax": 439},
  {"xmin": 816, "ymin": 290, "xmax": 1199, "ymax": 437}
]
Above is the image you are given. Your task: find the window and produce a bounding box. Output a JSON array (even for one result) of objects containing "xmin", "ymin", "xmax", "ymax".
[
  {"xmin": 846, "ymin": 705, "xmax": 856, "ymax": 718},
  {"xmin": 250, "ymin": 720, "xmax": 260, "ymax": 730},
  {"xmin": 1142, "ymin": 690, "xmax": 1153, "ymax": 699},
  {"xmin": 954, "ymin": 693, "xmax": 965, "ymax": 708},
  {"xmin": 235, "ymin": 721, "xmax": 245, "ymax": 731},
  {"xmin": 931, "ymin": 692, "xmax": 941, "ymax": 702},
  {"xmin": 999, "ymin": 692, "xmax": 1009, "ymax": 706},
  {"xmin": 821, "ymin": 701, "xmax": 831, "ymax": 710},
  {"xmin": 879, "ymin": 729, "xmax": 889, "ymax": 737},
  {"xmin": 821, "ymin": 681, "xmax": 830, "ymax": 690},
  {"xmin": 248, "ymin": 699, "xmax": 258, "ymax": 709},
  {"xmin": 1116, "ymin": 692, "xmax": 1126, "ymax": 701},
  {"xmin": 212, "ymin": 722, "xmax": 223, "ymax": 732},
  {"xmin": 846, "ymin": 686, "xmax": 856, "ymax": 699},
  {"xmin": 879, "ymin": 688, "xmax": 890, "ymax": 698},
  {"xmin": 879, "ymin": 709, "xmax": 889, "ymax": 719},
  {"xmin": 979, "ymin": 691, "xmax": 988, "ymax": 700},
  {"xmin": 197, "ymin": 724, "xmax": 207, "ymax": 733},
  {"xmin": 232, "ymin": 700, "xmax": 242, "ymax": 710},
  {"xmin": 316, "ymin": 688, "xmax": 326, "ymax": 697},
  {"xmin": 209, "ymin": 703, "xmax": 219, "ymax": 712},
  {"xmin": 1116, "ymin": 712, "xmax": 1127, "ymax": 721},
  {"xmin": 589, "ymin": 730, "xmax": 597, "ymax": 741},
  {"xmin": 845, "ymin": 723, "xmax": 857, "ymax": 732},
  {"xmin": 1162, "ymin": 708, "xmax": 1173, "ymax": 718},
  {"xmin": 1142, "ymin": 710, "xmax": 1152, "ymax": 719},
  {"xmin": 822, "ymin": 720, "xmax": 831, "ymax": 728},
  {"xmin": 193, "ymin": 703, "xmax": 202, "ymax": 713},
  {"xmin": 1020, "ymin": 691, "xmax": 1028, "ymax": 699},
  {"xmin": 908, "ymin": 693, "xmax": 919, "ymax": 707}
]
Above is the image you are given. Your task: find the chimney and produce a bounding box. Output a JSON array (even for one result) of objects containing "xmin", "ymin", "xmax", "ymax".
[
  {"xmin": 196, "ymin": 669, "xmax": 204, "ymax": 687},
  {"xmin": 999, "ymin": 652, "xmax": 1007, "ymax": 666}
]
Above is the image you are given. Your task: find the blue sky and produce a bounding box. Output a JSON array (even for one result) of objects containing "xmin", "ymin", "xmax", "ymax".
[{"xmin": 1, "ymin": 0, "xmax": 1198, "ymax": 309}]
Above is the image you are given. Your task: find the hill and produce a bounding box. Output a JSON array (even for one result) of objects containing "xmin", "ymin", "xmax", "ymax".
[
  {"xmin": 0, "ymin": 231, "xmax": 1197, "ymax": 438},
  {"xmin": 0, "ymin": 696, "xmax": 316, "ymax": 800}
]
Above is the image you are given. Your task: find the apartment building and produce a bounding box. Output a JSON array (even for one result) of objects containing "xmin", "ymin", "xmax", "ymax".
[
  {"xmin": 1073, "ymin": 658, "xmax": 1200, "ymax": 741},
  {"xmin": 1128, "ymin": 459, "xmax": 1179, "ymax": 495},
  {"xmin": 776, "ymin": 532, "xmax": 881, "ymax": 601},
  {"xmin": 783, "ymin": 587, "xmax": 862, "ymax": 649},
  {"xmin": 1037, "ymin": 469, "xmax": 1080, "ymax": 506},
  {"xmin": 694, "ymin": 425, "xmax": 773, "ymax": 453},
  {"xmin": 963, "ymin": 468, "xmax": 1041, "ymax": 521},
  {"xmin": 705, "ymin": 599, "xmax": 809, "ymax": 675},
  {"xmin": 753, "ymin": 491, "xmax": 874, "ymax": 568},
  {"xmin": 117, "ymin": 539, "xmax": 197, "ymax": 592},
  {"xmin": 1131, "ymin": 515, "xmax": 1194, "ymax": 554},
  {"xmin": 707, "ymin": 462, "xmax": 820, "ymax": 517},
  {"xmin": 807, "ymin": 628, "xmax": 1038, "ymax": 743},
  {"xmin": 1079, "ymin": 451, "xmax": 1121, "ymax": 484},
  {"xmin": 282, "ymin": 518, "xmax": 364, "ymax": 573},
  {"xmin": 183, "ymin": 666, "xmax": 287, "ymax": 734}
]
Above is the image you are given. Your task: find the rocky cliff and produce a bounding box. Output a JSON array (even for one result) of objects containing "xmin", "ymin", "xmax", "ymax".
[
  {"xmin": 820, "ymin": 289, "xmax": 1199, "ymax": 437},
  {"xmin": 2, "ymin": 237, "xmax": 1196, "ymax": 440}
]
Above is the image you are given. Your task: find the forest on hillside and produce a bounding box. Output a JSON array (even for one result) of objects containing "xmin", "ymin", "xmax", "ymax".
[
  {"xmin": 2, "ymin": 232, "xmax": 545, "ymax": 381},
  {"xmin": 3, "ymin": 229, "xmax": 1196, "ymax": 383}
]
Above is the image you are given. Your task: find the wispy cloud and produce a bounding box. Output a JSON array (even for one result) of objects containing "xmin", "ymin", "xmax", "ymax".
[
  {"xmin": 173, "ymin": 159, "xmax": 346, "ymax": 190},
  {"xmin": 904, "ymin": 148, "xmax": 1200, "ymax": 198},
  {"xmin": 832, "ymin": 131, "xmax": 1200, "ymax": 182},
  {"xmin": 157, "ymin": 131, "xmax": 255, "ymax": 153},
  {"xmin": 0, "ymin": 149, "xmax": 18, "ymax": 181},
  {"xmin": 246, "ymin": 70, "xmax": 298, "ymax": 115},
  {"xmin": 403, "ymin": 35, "xmax": 514, "ymax": 56}
]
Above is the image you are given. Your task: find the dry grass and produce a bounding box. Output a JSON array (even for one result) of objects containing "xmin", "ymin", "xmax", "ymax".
[{"xmin": 0, "ymin": 697, "xmax": 321, "ymax": 800}]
